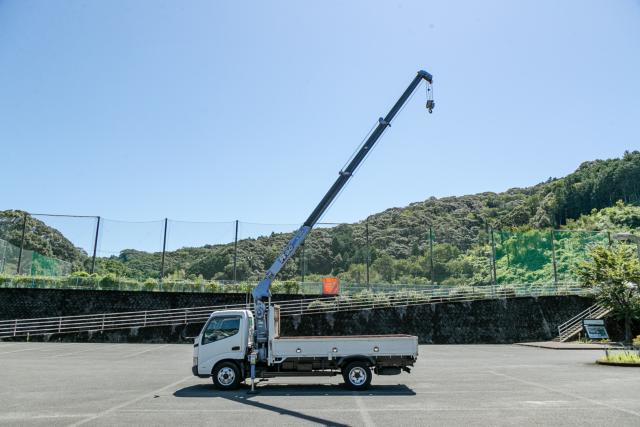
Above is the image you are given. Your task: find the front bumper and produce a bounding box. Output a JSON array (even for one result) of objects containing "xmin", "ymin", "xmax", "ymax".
[{"xmin": 192, "ymin": 365, "xmax": 210, "ymax": 378}]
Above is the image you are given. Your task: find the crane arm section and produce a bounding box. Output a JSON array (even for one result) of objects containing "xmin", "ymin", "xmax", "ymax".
[{"xmin": 252, "ymin": 69, "xmax": 433, "ymax": 301}]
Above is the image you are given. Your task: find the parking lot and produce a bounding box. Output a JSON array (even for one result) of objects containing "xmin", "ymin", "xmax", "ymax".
[{"xmin": 1, "ymin": 342, "xmax": 639, "ymax": 426}]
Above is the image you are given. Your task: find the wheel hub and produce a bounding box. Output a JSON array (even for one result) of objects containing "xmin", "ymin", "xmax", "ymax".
[
  {"xmin": 217, "ymin": 367, "xmax": 235, "ymax": 386},
  {"xmin": 349, "ymin": 367, "xmax": 367, "ymax": 386}
]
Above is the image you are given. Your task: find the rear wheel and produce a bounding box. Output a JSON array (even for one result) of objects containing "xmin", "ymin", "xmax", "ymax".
[
  {"xmin": 212, "ymin": 362, "xmax": 241, "ymax": 390},
  {"xmin": 342, "ymin": 361, "xmax": 372, "ymax": 390}
]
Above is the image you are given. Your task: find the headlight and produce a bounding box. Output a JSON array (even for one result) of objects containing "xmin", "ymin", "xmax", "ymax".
[{"xmin": 193, "ymin": 357, "xmax": 198, "ymax": 366}]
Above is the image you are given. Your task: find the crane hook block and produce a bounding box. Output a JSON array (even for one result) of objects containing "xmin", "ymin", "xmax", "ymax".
[{"xmin": 426, "ymin": 100, "xmax": 435, "ymax": 114}]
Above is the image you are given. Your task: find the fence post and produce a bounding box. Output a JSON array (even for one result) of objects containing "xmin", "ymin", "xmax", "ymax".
[
  {"xmin": 490, "ymin": 227, "xmax": 497, "ymax": 286},
  {"xmin": 365, "ymin": 220, "xmax": 370, "ymax": 287},
  {"xmin": 550, "ymin": 230, "xmax": 558, "ymax": 290},
  {"xmin": 16, "ymin": 212, "xmax": 27, "ymax": 274},
  {"xmin": 90, "ymin": 216, "xmax": 101, "ymax": 274},
  {"xmin": 300, "ymin": 243, "xmax": 305, "ymax": 284},
  {"xmin": 160, "ymin": 218, "xmax": 168, "ymax": 283},
  {"xmin": 429, "ymin": 226, "xmax": 434, "ymax": 283},
  {"xmin": 233, "ymin": 220, "xmax": 239, "ymax": 282}
]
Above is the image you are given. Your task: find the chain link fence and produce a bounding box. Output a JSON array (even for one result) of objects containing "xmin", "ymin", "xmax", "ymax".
[{"xmin": 0, "ymin": 211, "xmax": 630, "ymax": 293}]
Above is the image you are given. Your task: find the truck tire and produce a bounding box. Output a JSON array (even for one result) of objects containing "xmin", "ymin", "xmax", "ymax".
[
  {"xmin": 212, "ymin": 362, "xmax": 241, "ymax": 390},
  {"xmin": 342, "ymin": 361, "xmax": 372, "ymax": 390}
]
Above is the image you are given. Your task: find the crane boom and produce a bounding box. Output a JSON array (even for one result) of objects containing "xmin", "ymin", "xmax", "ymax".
[{"xmin": 251, "ymin": 70, "xmax": 434, "ymax": 360}]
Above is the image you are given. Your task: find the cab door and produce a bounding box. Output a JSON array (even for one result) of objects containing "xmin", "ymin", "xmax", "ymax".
[{"xmin": 197, "ymin": 314, "xmax": 245, "ymax": 375}]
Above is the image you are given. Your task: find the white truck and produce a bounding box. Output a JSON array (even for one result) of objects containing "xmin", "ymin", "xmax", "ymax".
[
  {"xmin": 191, "ymin": 70, "xmax": 434, "ymax": 390},
  {"xmin": 192, "ymin": 306, "xmax": 418, "ymax": 390}
]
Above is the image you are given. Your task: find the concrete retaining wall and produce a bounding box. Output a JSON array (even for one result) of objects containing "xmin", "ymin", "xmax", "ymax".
[{"xmin": 0, "ymin": 289, "xmax": 598, "ymax": 344}]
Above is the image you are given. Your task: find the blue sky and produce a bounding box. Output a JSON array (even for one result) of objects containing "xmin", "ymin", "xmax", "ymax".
[{"xmin": 1, "ymin": 1, "xmax": 639, "ymax": 252}]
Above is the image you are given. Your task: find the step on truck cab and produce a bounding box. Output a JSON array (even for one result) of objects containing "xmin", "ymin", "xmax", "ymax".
[{"xmin": 192, "ymin": 305, "xmax": 418, "ymax": 390}]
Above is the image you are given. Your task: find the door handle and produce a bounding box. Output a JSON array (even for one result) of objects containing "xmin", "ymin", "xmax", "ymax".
[{"xmin": 232, "ymin": 346, "xmax": 240, "ymax": 351}]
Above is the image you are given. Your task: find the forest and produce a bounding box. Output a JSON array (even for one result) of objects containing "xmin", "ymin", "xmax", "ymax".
[{"xmin": 1, "ymin": 150, "xmax": 639, "ymax": 287}]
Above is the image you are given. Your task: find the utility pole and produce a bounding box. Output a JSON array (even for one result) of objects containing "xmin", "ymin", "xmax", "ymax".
[
  {"xmin": 160, "ymin": 218, "xmax": 168, "ymax": 282},
  {"xmin": 490, "ymin": 227, "xmax": 497, "ymax": 286},
  {"xmin": 233, "ymin": 220, "xmax": 239, "ymax": 282},
  {"xmin": 365, "ymin": 220, "xmax": 370, "ymax": 287},
  {"xmin": 90, "ymin": 216, "xmax": 101, "ymax": 274}
]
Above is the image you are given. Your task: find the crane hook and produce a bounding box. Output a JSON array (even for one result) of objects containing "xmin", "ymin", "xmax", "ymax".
[
  {"xmin": 425, "ymin": 82, "xmax": 435, "ymax": 114},
  {"xmin": 426, "ymin": 100, "xmax": 435, "ymax": 114}
]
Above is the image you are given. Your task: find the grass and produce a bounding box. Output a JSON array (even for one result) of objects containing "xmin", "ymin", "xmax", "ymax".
[
  {"xmin": 576, "ymin": 336, "xmax": 611, "ymax": 344},
  {"xmin": 599, "ymin": 350, "xmax": 640, "ymax": 365}
]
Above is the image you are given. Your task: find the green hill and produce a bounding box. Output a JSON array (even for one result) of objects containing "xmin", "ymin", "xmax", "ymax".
[{"xmin": 2, "ymin": 150, "xmax": 639, "ymax": 286}]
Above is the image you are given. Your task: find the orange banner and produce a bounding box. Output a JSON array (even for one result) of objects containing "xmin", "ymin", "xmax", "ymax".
[{"xmin": 322, "ymin": 277, "xmax": 340, "ymax": 295}]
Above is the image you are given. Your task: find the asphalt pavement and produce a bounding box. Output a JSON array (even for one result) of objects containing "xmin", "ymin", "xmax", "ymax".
[{"xmin": 0, "ymin": 342, "xmax": 638, "ymax": 426}]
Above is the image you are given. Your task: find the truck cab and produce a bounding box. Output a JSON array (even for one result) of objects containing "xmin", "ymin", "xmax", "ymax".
[{"xmin": 192, "ymin": 310, "xmax": 254, "ymax": 388}]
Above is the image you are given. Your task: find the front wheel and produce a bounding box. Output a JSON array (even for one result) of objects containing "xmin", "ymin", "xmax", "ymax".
[
  {"xmin": 212, "ymin": 362, "xmax": 241, "ymax": 390},
  {"xmin": 342, "ymin": 361, "xmax": 372, "ymax": 390}
]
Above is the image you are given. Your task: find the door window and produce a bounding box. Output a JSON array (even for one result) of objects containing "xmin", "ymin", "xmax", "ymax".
[{"xmin": 202, "ymin": 316, "xmax": 241, "ymax": 345}]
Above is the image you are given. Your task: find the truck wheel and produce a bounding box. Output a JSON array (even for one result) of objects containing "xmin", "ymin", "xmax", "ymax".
[
  {"xmin": 212, "ymin": 362, "xmax": 240, "ymax": 390},
  {"xmin": 343, "ymin": 361, "xmax": 372, "ymax": 390}
]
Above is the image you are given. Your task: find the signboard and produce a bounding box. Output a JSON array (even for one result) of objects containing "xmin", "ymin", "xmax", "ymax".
[
  {"xmin": 583, "ymin": 319, "xmax": 609, "ymax": 340},
  {"xmin": 322, "ymin": 277, "xmax": 340, "ymax": 295}
]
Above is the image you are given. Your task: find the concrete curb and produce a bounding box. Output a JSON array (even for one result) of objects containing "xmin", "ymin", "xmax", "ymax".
[
  {"xmin": 515, "ymin": 341, "xmax": 624, "ymax": 350},
  {"xmin": 596, "ymin": 360, "xmax": 640, "ymax": 367}
]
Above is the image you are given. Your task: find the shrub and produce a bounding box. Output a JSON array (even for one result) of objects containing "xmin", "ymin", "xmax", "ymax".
[
  {"xmin": 70, "ymin": 271, "xmax": 90, "ymax": 278},
  {"xmin": 307, "ymin": 299, "xmax": 334, "ymax": 311},
  {"xmin": 143, "ymin": 278, "xmax": 157, "ymax": 291},
  {"xmin": 0, "ymin": 275, "xmax": 11, "ymax": 287},
  {"xmin": 99, "ymin": 273, "xmax": 119, "ymax": 290},
  {"xmin": 204, "ymin": 282, "xmax": 220, "ymax": 293},
  {"xmin": 282, "ymin": 280, "xmax": 300, "ymax": 294}
]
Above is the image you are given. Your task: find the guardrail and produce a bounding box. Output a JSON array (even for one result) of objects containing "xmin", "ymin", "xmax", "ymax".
[{"xmin": 0, "ymin": 283, "xmax": 591, "ymax": 339}]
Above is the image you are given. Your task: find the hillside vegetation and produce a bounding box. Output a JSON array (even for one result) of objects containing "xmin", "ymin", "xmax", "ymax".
[{"xmin": 1, "ymin": 150, "xmax": 639, "ymax": 286}]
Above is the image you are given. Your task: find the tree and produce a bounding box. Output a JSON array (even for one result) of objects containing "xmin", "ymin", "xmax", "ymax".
[
  {"xmin": 372, "ymin": 253, "xmax": 395, "ymax": 283},
  {"xmin": 577, "ymin": 245, "xmax": 640, "ymax": 344}
]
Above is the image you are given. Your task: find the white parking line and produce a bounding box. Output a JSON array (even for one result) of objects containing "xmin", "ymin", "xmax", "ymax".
[
  {"xmin": 488, "ymin": 370, "xmax": 640, "ymax": 418},
  {"xmin": 0, "ymin": 343, "xmax": 77, "ymax": 355},
  {"xmin": 353, "ymin": 391, "xmax": 375, "ymax": 427},
  {"xmin": 46, "ymin": 347, "xmax": 102, "ymax": 358},
  {"xmin": 0, "ymin": 348, "xmax": 34, "ymax": 355},
  {"xmin": 121, "ymin": 344, "xmax": 171, "ymax": 358},
  {"xmin": 67, "ymin": 375, "xmax": 192, "ymax": 427}
]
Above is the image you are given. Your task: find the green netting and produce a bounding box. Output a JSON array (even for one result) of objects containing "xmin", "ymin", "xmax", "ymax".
[
  {"xmin": 494, "ymin": 229, "xmax": 611, "ymax": 285},
  {"xmin": 495, "ymin": 230, "xmax": 554, "ymax": 284},
  {"xmin": 30, "ymin": 251, "xmax": 72, "ymax": 276},
  {"xmin": 553, "ymin": 230, "xmax": 609, "ymax": 282},
  {"xmin": 0, "ymin": 238, "xmax": 71, "ymax": 277},
  {"xmin": 0, "ymin": 238, "xmax": 19, "ymax": 274}
]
